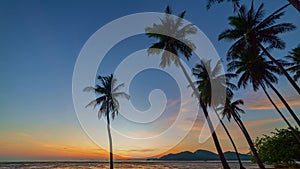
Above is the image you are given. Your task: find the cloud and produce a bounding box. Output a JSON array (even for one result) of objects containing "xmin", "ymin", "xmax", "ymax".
[
  {"xmin": 241, "ymin": 90, "xmax": 300, "ymax": 110},
  {"xmin": 163, "ymin": 96, "xmax": 200, "ymax": 121},
  {"xmin": 243, "ymin": 117, "xmax": 285, "ymax": 126},
  {"xmin": 166, "ymin": 99, "xmax": 181, "ymax": 109},
  {"xmin": 208, "ymin": 117, "xmax": 285, "ymax": 140},
  {"xmin": 121, "ymin": 148, "xmax": 156, "ymax": 153}
]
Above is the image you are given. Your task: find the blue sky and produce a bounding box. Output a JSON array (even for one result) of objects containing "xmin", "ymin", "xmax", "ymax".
[{"xmin": 0, "ymin": 0, "xmax": 299, "ymax": 160}]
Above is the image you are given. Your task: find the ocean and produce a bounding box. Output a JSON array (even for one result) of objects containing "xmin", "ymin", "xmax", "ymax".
[{"xmin": 0, "ymin": 161, "xmax": 267, "ymax": 169}]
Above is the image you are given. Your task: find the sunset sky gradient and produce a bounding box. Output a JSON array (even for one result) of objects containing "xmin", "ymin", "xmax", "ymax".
[{"xmin": 0, "ymin": 0, "xmax": 299, "ymax": 161}]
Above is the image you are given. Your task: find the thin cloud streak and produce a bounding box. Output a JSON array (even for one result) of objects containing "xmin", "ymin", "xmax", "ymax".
[
  {"xmin": 243, "ymin": 117, "xmax": 286, "ymax": 126},
  {"xmin": 242, "ymin": 91, "xmax": 300, "ymax": 110}
]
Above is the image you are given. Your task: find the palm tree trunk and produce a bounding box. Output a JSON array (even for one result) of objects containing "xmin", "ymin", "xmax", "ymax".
[
  {"xmin": 177, "ymin": 60, "xmax": 230, "ymax": 169},
  {"xmin": 258, "ymin": 43, "xmax": 300, "ymax": 95},
  {"xmin": 232, "ymin": 114, "xmax": 265, "ymax": 169},
  {"xmin": 217, "ymin": 115, "xmax": 245, "ymax": 169},
  {"xmin": 287, "ymin": 0, "xmax": 300, "ymax": 12},
  {"xmin": 260, "ymin": 83, "xmax": 300, "ymax": 143},
  {"xmin": 106, "ymin": 104, "xmax": 114, "ymax": 169},
  {"xmin": 265, "ymin": 80, "xmax": 300, "ymax": 127}
]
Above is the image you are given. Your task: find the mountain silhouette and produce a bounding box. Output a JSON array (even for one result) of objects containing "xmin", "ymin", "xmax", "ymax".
[{"xmin": 155, "ymin": 149, "xmax": 251, "ymax": 161}]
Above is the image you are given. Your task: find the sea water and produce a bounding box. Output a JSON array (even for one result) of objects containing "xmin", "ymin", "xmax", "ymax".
[{"xmin": 0, "ymin": 161, "xmax": 269, "ymax": 169}]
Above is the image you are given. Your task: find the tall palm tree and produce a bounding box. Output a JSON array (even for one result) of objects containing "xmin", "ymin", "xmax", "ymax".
[
  {"xmin": 207, "ymin": 0, "xmax": 300, "ymax": 12},
  {"xmin": 221, "ymin": 94, "xmax": 265, "ymax": 168},
  {"xmin": 192, "ymin": 60, "xmax": 246, "ymax": 169},
  {"xmin": 84, "ymin": 74, "xmax": 129, "ymax": 169},
  {"xmin": 207, "ymin": 0, "xmax": 240, "ymax": 11},
  {"xmin": 145, "ymin": 6, "xmax": 230, "ymax": 169},
  {"xmin": 219, "ymin": 2, "xmax": 299, "ymax": 94},
  {"xmin": 287, "ymin": 0, "xmax": 300, "ymax": 12},
  {"xmin": 228, "ymin": 47, "xmax": 300, "ymax": 128},
  {"xmin": 192, "ymin": 60, "xmax": 236, "ymax": 107},
  {"xmin": 286, "ymin": 45, "xmax": 300, "ymax": 81}
]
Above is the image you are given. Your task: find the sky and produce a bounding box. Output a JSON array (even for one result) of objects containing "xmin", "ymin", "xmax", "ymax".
[{"xmin": 0, "ymin": 0, "xmax": 299, "ymax": 161}]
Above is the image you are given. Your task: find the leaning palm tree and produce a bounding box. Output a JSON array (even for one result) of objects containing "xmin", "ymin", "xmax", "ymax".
[
  {"xmin": 286, "ymin": 45, "xmax": 300, "ymax": 81},
  {"xmin": 207, "ymin": 0, "xmax": 300, "ymax": 12},
  {"xmin": 192, "ymin": 60, "xmax": 236, "ymax": 107},
  {"xmin": 227, "ymin": 47, "xmax": 298, "ymax": 169},
  {"xmin": 219, "ymin": 2, "xmax": 299, "ymax": 94},
  {"xmin": 207, "ymin": 0, "xmax": 240, "ymax": 11},
  {"xmin": 145, "ymin": 6, "xmax": 230, "ymax": 169},
  {"xmin": 287, "ymin": 0, "xmax": 300, "ymax": 12},
  {"xmin": 84, "ymin": 74, "xmax": 129, "ymax": 169},
  {"xmin": 192, "ymin": 60, "xmax": 246, "ymax": 169},
  {"xmin": 228, "ymin": 46, "xmax": 300, "ymax": 128},
  {"xmin": 221, "ymin": 94, "xmax": 265, "ymax": 168}
]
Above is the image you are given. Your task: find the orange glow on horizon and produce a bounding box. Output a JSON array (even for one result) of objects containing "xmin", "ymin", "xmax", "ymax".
[{"xmin": 0, "ymin": 115, "xmax": 290, "ymax": 161}]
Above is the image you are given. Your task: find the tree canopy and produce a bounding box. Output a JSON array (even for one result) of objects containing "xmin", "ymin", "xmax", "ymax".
[{"xmin": 254, "ymin": 127, "xmax": 300, "ymax": 168}]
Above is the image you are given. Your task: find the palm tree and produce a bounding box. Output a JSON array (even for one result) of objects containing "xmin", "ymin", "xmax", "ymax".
[
  {"xmin": 219, "ymin": 2, "xmax": 299, "ymax": 94},
  {"xmin": 286, "ymin": 45, "xmax": 300, "ymax": 81},
  {"xmin": 145, "ymin": 6, "xmax": 230, "ymax": 169},
  {"xmin": 192, "ymin": 60, "xmax": 237, "ymax": 107},
  {"xmin": 287, "ymin": 0, "xmax": 300, "ymax": 12},
  {"xmin": 228, "ymin": 46, "xmax": 300, "ymax": 129},
  {"xmin": 207, "ymin": 0, "xmax": 240, "ymax": 11},
  {"xmin": 84, "ymin": 74, "xmax": 129, "ymax": 169},
  {"xmin": 221, "ymin": 94, "xmax": 265, "ymax": 168},
  {"xmin": 207, "ymin": 0, "xmax": 300, "ymax": 12},
  {"xmin": 192, "ymin": 60, "xmax": 246, "ymax": 169}
]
